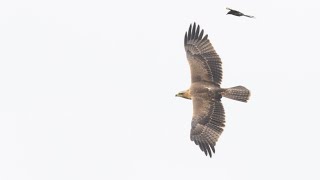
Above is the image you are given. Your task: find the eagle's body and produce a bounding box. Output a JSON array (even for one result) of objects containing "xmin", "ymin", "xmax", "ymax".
[
  {"xmin": 176, "ymin": 23, "xmax": 250, "ymax": 157},
  {"xmin": 190, "ymin": 82, "xmax": 222, "ymax": 100}
]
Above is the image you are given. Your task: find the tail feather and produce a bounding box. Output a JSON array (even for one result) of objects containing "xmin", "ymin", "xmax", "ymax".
[
  {"xmin": 222, "ymin": 86, "xmax": 250, "ymax": 102},
  {"xmin": 244, "ymin": 14, "xmax": 254, "ymax": 18}
]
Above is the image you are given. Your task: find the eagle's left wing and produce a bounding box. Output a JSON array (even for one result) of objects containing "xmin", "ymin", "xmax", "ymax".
[{"xmin": 190, "ymin": 96, "xmax": 225, "ymax": 157}]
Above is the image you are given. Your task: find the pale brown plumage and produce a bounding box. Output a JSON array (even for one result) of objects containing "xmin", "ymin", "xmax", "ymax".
[{"xmin": 176, "ymin": 23, "xmax": 250, "ymax": 157}]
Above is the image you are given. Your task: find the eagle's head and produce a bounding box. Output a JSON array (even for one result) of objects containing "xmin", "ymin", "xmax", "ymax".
[{"xmin": 175, "ymin": 89, "xmax": 191, "ymax": 100}]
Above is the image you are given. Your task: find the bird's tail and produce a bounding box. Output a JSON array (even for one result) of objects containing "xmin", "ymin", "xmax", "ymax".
[
  {"xmin": 222, "ymin": 86, "xmax": 250, "ymax": 102},
  {"xmin": 244, "ymin": 14, "xmax": 254, "ymax": 18}
]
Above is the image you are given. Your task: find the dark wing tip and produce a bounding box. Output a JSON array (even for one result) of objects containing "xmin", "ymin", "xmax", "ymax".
[
  {"xmin": 210, "ymin": 143, "xmax": 216, "ymax": 154},
  {"xmin": 191, "ymin": 23, "xmax": 196, "ymax": 39},
  {"xmin": 203, "ymin": 34, "xmax": 208, "ymax": 40},
  {"xmin": 195, "ymin": 140, "xmax": 215, "ymax": 158},
  {"xmin": 195, "ymin": 25, "xmax": 200, "ymax": 39},
  {"xmin": 185, "ymin": 22, "xmax": 208, "ymax": 45},
  {"xmin": 204, "ymin": 143, "xmax": 212, "ymax": 157},
  {"xmin": 199, "ymin": 29, "xmax": 204, "ymax": 39},
  {"xmin": 188, "ymin": 24, "xmax": 192, "ymax": 40},
  {"xmin": 184, "ymin": 32, "xmax": 187, "ymax": 45}
]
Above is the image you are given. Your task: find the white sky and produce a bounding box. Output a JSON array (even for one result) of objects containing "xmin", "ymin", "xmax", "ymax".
[{"xmin": 1, "ymin": 0, "xmax": 320, "ymax": 179}]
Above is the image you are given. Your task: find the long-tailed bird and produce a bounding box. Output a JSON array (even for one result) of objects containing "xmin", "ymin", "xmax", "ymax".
[
  {"xmin": 226, "ymin": 7, "xmax": 254, "ymax": 18},
  {"xmin": 176, "ymin": 23, "xmax": 250, "ymax": 157}
]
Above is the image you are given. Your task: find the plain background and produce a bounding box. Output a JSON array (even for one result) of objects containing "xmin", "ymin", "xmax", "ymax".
[{"xmin": 1, "ymin": 0, "xmax": 320, "ymax": 179}]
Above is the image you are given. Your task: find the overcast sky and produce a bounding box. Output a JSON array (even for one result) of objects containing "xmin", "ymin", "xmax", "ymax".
[{"xmin": 1, "ymin": 0, "xmax": 320, "ymax": 179}]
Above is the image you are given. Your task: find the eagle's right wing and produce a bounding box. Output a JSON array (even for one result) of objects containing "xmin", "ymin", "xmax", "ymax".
[
  {"xmin": 184, "ymin": 23, "xmax": 223, "ymax": 86},
  {"xmin": 190, "ymin": 96, "xmax": 225, "ymax": 157}
]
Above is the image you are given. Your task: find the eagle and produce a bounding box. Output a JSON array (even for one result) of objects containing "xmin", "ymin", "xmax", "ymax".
[
  {"xmin": 176, "ymin": 23, "xmax": 250, "ymax": 157},
  {"xmin": 226, "ymin": 7, "xmax": 255, "ymax": 18}
]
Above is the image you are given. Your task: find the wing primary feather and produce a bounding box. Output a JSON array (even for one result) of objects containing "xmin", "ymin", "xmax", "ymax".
[
  {"xmin": 184, "ymin": 32, "xmax": 187, "ymax": 45},
  {"xmin": 199, "ymin": 142, "xmax": 204, "ymax": 152},
  {"xmin": 191, "ymin": 23, "xmax": 196, "ymax": 40},
  {"xmin": 209, "ymin": 143, "xmax": 216, "ymax": 153},
  {"xmin": 205, "ymin": 143, "xmax": 212, "ymax": 157},
  {"xmin": 199, "ymin": 30, "xmax": 204, "ymax": 40},
  {"xmin": 194, "ymin": 140, "xmax": 198, "ymax": 145},
  {"xmin": 201, "ymin": 142, "xmax": 208, "ymax": 156},
  {"xmin": 188, "ymin": 24, "xmax": 192, "ymax": 40},
  {"xmin": 195, "ymin": 25, "xmax": 200, "ymax": 39},
  {"xmin": 203, "ymin": 34, "xmax": 208, "ymax": 40}
]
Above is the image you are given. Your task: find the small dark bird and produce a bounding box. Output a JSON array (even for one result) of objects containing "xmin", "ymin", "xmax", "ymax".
[{"xmin": 226, "ymin": 7, "xmax": 254, "ymax": 18}]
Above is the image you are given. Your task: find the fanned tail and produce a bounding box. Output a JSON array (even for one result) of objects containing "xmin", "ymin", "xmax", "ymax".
[{"xmin": 222, "ymin": 86, "xmax": 250, "ymax": 102}]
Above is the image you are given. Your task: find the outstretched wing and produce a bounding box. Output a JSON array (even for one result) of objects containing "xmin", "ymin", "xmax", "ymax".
[
  {"xmin": 190, "ymin": 97, "xmax": 225, "ymax": 157},
  {"xmin": 184, "ymin": 23, "xmax": 222, "ymax": 86}
]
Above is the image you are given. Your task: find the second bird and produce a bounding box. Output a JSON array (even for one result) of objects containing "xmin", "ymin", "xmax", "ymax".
[{"xmin": 226, "ymin": 8, "xmax": 254, "ymax": 18}]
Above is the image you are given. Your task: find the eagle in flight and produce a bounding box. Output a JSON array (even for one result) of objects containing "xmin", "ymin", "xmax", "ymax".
[{"xmin": 176, "ymin": 23, "xmax": 250, "ymax": 157}]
